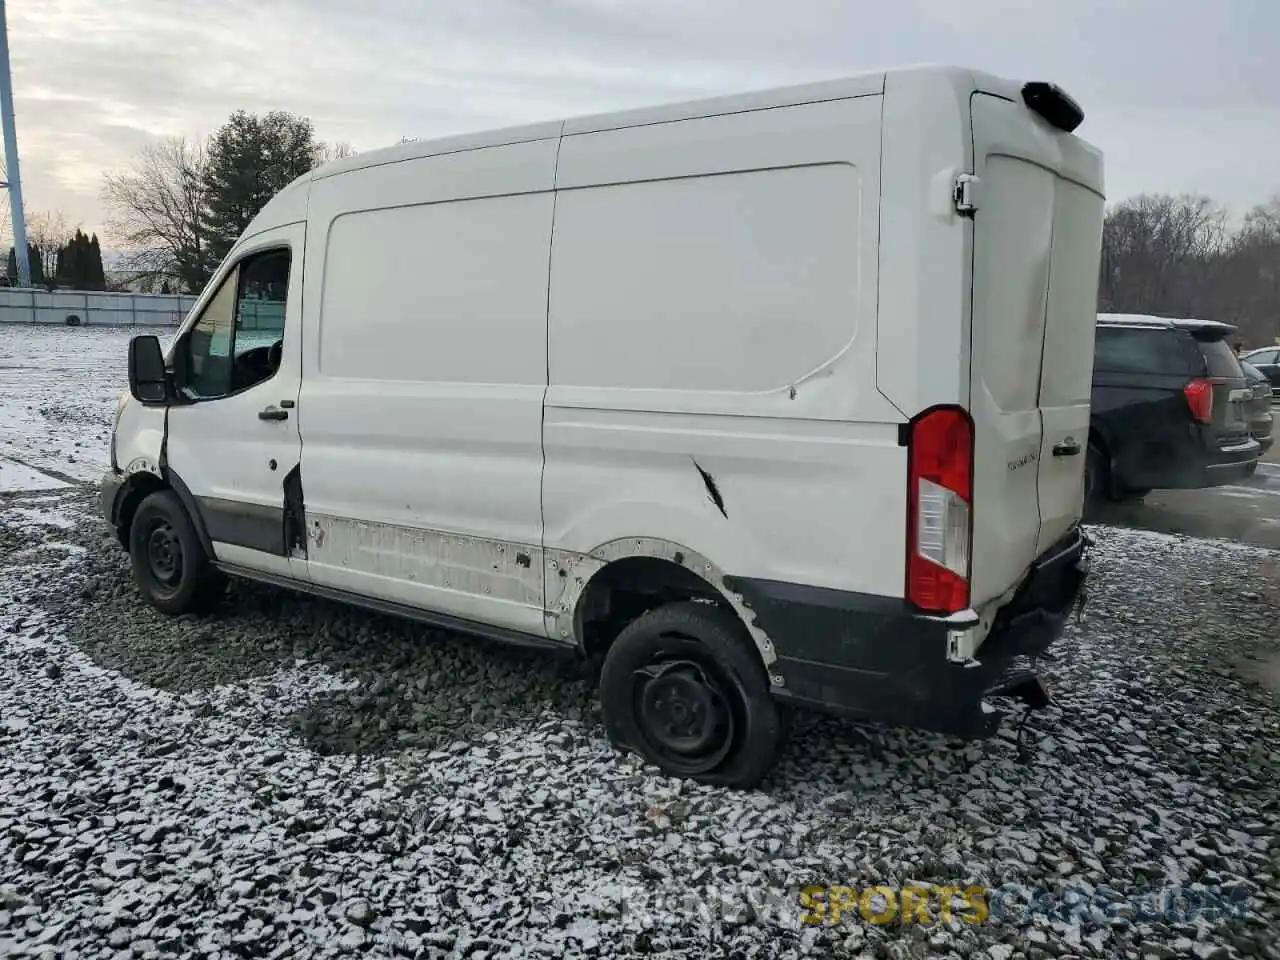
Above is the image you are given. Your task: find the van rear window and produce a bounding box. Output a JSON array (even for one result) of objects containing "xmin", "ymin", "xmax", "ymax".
[
  {"xmin": 1093, "ymin": 327, "xmax": 1194, "ymax": 375},
  {"xmin": 1197, "ymin": 338, "xmax": 1244, "ymax": 379}
]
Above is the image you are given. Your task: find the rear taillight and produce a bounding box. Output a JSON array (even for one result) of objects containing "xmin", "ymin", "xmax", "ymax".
[
  {"xmin": 1184, "ymin": 378, "xmax": 1214, "ymax": 424},
  {"xmin": 905, "ymin": 406, "xmax": 974, "ymax": 615}
]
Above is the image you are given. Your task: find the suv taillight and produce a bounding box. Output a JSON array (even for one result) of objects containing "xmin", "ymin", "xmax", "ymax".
[
  {"xmin": 906, "ymin": 406, "xmax": 974, "ymax": 615},
  {"xmin": 1184, "ymin": 378, "xmax": 1214, "ymax": 424}
]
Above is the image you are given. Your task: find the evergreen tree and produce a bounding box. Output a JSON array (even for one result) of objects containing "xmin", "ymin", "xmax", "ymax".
[
  {"xmin": 7, "ymin": 244, "xmax": 45, "ymax": 286},
  {"xmin": 74, "ymin": 230, "xmax": 85, "ymax": 286},
  {"xmin": 27, "ymin": 243, "xmax": 44, "ymax": 288},
  {"xmin": 160, "ymin": 280, "xmax": 172, "ymax": 294},
  {"xmin": 88, "ymin": 234, "xmax": 106, "ymax": 290},
  {"xmin": 41, "ymin": 230, "xmax": 106, "ymax": 290},
  {"xmin": 54, "ymin": 232, "xmax": 74, "ymax": 288},
  {"xmin": 202, "ymin": 110, "xmax": 318, "ymax": 265}
]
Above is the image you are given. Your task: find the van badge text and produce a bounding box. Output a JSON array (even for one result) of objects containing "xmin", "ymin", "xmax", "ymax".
[{"xmin": 1007, "ymin": 452, "xmax": 1038, "ymax": 473}]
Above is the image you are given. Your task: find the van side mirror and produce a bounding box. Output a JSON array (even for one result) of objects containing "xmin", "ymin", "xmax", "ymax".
[{"xmin": 128, "ymin": 334, "xmax": 169, "ymax": 405}]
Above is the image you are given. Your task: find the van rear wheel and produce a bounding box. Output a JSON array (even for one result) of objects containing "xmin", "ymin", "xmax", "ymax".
[
  {"xmin": 598, "ymin": 601, "xmax": 784, "ymax": 788},
  {"xmin": 128, "ymin": 490, "xmax": 225, "ymax": 616}
]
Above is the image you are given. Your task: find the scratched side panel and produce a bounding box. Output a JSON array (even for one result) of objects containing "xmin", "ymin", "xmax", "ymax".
[
  {"xmin": 545, "ymin": 95, "xmax": 903, "ymax": 599},
  {"xmin": 308, "ymin": 515, "xmax": 542, "ymax": 606},
  {"xmin": 304, "ymin": 515, "xmax": 554, "ymax": 637}
]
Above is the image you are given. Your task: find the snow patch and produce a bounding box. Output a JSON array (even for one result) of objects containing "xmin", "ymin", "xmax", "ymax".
[
  {"xmin": 3, "ymin": 504, "xmax": 83, "ymax": 529},
  {"xmin": 0, "ymin": 457, "xmax": 68, "ymax": 492}
]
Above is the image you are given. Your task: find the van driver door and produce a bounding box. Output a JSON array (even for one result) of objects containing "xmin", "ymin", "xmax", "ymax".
[{"xmin": 162, "ymin": 222, "xmax": 308, "ymax": 581}]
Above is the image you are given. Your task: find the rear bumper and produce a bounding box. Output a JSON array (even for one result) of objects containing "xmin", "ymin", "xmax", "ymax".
[
  {"xmin": 1199, "ymin": 437, "xmax": 1261, "ymax": 485},
  {"xmin": 725, "ymin": 528, "xmax": 1089, "ymax": 739},
  {"xmin": 1133, "ymin": 434, "xmax": 1262, "ymax": 490}
]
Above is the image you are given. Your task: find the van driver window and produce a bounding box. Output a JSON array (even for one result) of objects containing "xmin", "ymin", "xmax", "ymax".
[
  {"xmin": 183, "ymin": 248, "xmax": 291, "ymax": 399},
  {"xmin": 184, "ymin": 270, "xmax": 239, "ymax": 398}
]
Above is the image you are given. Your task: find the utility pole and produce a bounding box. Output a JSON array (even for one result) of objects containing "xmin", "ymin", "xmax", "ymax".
[{"xmin": 0, "ymin": 0, "xmax": 29, "ymax": 288}]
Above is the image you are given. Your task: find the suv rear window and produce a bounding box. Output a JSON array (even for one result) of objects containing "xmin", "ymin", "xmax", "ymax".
[
  {"xmin": 1196, "ymin": 337, "xmax": 1244, "ymax": 379},
  {"xmin": 1094, "ymin": 326, "xmax": 1194, "ymax": 375}
]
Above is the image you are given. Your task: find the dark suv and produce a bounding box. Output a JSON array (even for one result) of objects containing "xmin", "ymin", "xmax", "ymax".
[
  {"xmin": 1088, "ymin": 314, "xmax": 1261, "ymax": 502},
  {"xmin": 1241, "ymin": 346, "xmax": 1280, "ymax": 399}
]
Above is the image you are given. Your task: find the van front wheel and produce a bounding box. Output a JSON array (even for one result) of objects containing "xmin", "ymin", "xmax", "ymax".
[
  {"xmin": 128, "ymin": 490, "xmax": 225, "ymax": 616},
  {"xmin": 598, "ymin": 602, "xmax": 784, "ymax": 788}
]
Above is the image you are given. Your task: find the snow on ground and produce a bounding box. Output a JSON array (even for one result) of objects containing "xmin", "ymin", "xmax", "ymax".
[
  {"xmin": 0, "ymin": 460, "xmax": 67, "ymax": 494},
  {"xmin": 0, "ymin": 325, "xmax": 148, "ymax": 484},
  {"xmin": 1, "ymin": 326, "xmax": 1279, "ymax": 959}
]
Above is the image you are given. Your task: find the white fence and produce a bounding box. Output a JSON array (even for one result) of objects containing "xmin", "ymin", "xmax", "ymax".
[{"xmin": 0, "ymin": 288, "xmax": 198, "ymax": 327}]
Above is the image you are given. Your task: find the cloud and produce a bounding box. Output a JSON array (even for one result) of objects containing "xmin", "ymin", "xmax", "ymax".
[{"xmin": 1, "ymin": 0, "xmax": 1277, "ymax": 248}]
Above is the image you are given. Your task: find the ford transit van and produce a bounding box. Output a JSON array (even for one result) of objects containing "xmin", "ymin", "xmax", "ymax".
[{"xmin": 103, "ymin": 65, "xmax": 1103, "ymax": 787}]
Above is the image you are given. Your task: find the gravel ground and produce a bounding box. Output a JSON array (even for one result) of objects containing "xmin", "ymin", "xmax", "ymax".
[
  {"xmin": 2, "ymin": 484, "xmax": 1279, "ymax": 960},
  {"xmin": 2, "ymin": 326, "xmax": 1279, "ymax": 959}
]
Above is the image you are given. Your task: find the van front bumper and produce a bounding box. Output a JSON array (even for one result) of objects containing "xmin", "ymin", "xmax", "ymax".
[
  {"xmin": 724, "ymin": 527, "xmax": 1089, "ymax": 739},
  {"xmin": 100, "ymin": 469, "xmax": 124, "ymax": 521}
]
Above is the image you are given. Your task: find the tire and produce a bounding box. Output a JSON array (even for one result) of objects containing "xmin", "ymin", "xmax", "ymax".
[
  {"xmin": 128, "ymin": 490, "xmax": 225, "ymax": 615},
  {"xmin": 598, "ymin": 601, "xmax": 785, "ymax": 789}
]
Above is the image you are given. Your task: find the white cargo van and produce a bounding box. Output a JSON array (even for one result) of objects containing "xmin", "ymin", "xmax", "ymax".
[{"xmin": 103, "ymin": 65, "xmax": 1103, "ymax": 787}]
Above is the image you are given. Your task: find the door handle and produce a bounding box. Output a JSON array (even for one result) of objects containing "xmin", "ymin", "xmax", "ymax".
[
  {"xmin": 1053, "ymin": 439, "xmax": 1081, "ymax": 457},
  {"xmin": 258, "ymin": 407, "xmax": 288, "ymax": 421}
]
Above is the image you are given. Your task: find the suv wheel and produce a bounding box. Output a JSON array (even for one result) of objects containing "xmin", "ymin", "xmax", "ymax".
[
  {"xmin": 598, "ymin": 601, "xmax": 785, "ymax": 789},
  {"xmin": 128, "ymin": 490, "xmax": 225, "ymax": 615}
]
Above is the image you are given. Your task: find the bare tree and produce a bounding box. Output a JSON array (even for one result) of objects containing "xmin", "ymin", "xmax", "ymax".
[
  {"xmin": 1100, "ymin": 192, "xmax": 1280, "ymax": 347},
  {"xmin": 1240, "ymin": 196, "xmax": 1280, "ymax": 242},
  {"xmin": 102, "ymin": 137, "xmax": 212, "ymax": 293},
  {"xmin": 313, "ymin": 140, "xmax": 356, "ymax": 165},
  {"xmin": 1217, "ymin": 195, "xmax": 1280, "ymax": 345},
  {"xmin": 1099, "ymin": 194, "xmax": 1228, "ymax": 318},
  {"xmin": 26, "ymin": 210, "xmax": 74, "ymax": 287}
]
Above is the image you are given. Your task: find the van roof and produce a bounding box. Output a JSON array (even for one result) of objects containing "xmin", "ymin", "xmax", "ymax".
[
  {"xmin": 1097, "ymin": 313, "xmax": 1237, "ymax": 338},
  {"xmin": 309, "ymin": 64, "xmax": 1033, "ymax": 183}
]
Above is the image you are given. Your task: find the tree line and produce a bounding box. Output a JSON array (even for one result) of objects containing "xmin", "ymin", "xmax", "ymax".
[
  {"xmin": 1100, "ymin": 193, "xmax": 1280, "ymax": 349},
  {"xmin": 5, "ymin": 213, "xmax": 108, "ymax": 291},
  {"xmin": 98, "ymin": 110, "xmax": 351, "ymax": 293},
  {"xmin": 17, "ymin": 106, "xmax": 1280, "ymax": 336}
]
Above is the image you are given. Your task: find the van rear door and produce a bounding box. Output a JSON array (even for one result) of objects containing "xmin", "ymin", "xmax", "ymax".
[{"xmin": 967, "ymin": 89, "xmax": 1104, "ymax": 608}]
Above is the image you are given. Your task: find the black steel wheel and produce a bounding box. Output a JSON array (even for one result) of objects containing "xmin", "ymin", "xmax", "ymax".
[
  {"xmin": 143, "ymin": 515, "xmax": 183, "ymax": 592},
  {"xmin": 599, "ymin": 601, "xmax": 785, "ymax": 788},
  {"xmin": 128, "ymin": 489, "xmax": 225, "ymax": 615}
]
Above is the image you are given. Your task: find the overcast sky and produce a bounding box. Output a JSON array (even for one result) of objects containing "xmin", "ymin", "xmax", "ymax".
[{"xmin": 6, "ymin": 0, "xmax": 1279, "ymax": 248}]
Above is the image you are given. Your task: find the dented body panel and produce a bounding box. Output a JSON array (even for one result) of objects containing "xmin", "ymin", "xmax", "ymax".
[{"xmin": 308, "ymin": 514, "xmax": 543, "ymax": 610}]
